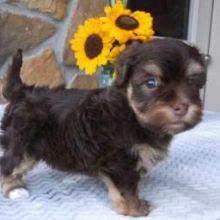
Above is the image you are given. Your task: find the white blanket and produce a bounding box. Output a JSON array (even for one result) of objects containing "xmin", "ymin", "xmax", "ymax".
[{"xmin": 0, "ymin": 104, "xmax": 220, "ymax": 220}]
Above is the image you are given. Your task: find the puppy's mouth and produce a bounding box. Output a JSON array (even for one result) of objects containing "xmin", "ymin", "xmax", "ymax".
[{"xmin": 162, "ymin": 122, "xmax": 190, "ymax": 135}]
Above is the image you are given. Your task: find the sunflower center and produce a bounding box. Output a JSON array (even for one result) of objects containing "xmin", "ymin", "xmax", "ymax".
[
  {"xmin": 84, "ymin": 34, "xmax": 103, "ymax": 59},
  {"xmin": 115, "ymin": 15, "xmax": 139, "ymax": 30}
]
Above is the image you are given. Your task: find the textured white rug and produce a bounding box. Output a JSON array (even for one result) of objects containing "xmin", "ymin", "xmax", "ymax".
[{"xmin": 0, "ymin": 104, "xmax": 220, "ymax": 220}]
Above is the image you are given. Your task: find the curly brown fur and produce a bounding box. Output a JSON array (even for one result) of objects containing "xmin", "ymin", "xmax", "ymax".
[{"xmin": 0, "ymin": 39, "xmax": 206, "ymax": 216}]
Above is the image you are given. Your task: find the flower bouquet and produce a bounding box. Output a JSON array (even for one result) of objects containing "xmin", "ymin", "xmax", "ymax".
[{"xmin": 70, "ymin": 0, "xmax": 154, "ymax": 87}]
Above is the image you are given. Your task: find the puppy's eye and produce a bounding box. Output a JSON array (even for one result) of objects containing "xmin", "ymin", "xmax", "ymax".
[
  {"xmin": 145, "ymin": 78, "xmax": 159, "ymax": 89},
  {"xmin": 187, "ymin": 73, "xmax": 206, "ymax": 88},
  {"xmin": 187, "ymin": 77, "xmax": 199, "ymax": 87}
]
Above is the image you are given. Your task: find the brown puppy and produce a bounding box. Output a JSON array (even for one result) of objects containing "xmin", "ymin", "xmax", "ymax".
[{"xmin": 0, "ymin": 39, "xmax": 206, "ymax": 216}]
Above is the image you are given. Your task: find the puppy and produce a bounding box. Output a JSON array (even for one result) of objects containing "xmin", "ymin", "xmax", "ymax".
[{"xmin": 0, "ymin": 39, "xmax": 206, "ymax": 216}]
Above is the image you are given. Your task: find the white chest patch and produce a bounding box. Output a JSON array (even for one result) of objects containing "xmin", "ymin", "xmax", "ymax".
[{"xmin": 132, "ymin": 144, "xmax": 168, "ymax": 172}]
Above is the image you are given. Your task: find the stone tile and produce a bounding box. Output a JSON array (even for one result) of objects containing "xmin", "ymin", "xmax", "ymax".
[
  {"xmin": 0, "ymin": 77, "xmax": 7, "ymax": 104},
  {"xmin": 8, "ymin": 0, "xmax": 68, "ymax": 20},
  {"xmin": 0, "ymin": 10, "xmax": 56, "ymax": 66},
  {"xmin": 21, "ymin": 48, "xmax": 64, "ymax": 88},
  {"xmin": 67, "ymin": 75, "xmax": 98, "ymax": 89},
  {"xmin": 63, "ymin": 0, "xmax": 106, "ymax": 66}
]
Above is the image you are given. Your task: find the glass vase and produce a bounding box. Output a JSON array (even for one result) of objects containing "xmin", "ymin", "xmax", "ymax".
[{"xmin": 98, "ymin": 64, "xmax": 114, "ymax": 88}]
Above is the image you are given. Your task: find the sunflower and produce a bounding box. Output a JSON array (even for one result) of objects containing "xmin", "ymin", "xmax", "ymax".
[
  {"xmin": 102, "ymin": 0, "xmax": 154, "ymax": 44},
  {"xmin": 70, "ymin": 18, "xmax": 113, "ymax": 75},
  {"xmin": 108, "ymin": 43, "xmax": 126, "ymax": 63}
]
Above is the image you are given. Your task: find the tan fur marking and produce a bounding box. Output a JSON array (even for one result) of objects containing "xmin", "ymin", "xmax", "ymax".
[
  {"xmin": 100, "ymin": 174, "xmax": 127, "ymax": 214},
  {"xmin": 12, "ymin": 154, "xmax": 36, "ymax": 176},
  {"xmin": 0, "ymin": 154, "xmax": 36, "ymax": 197},
  {"xmin": 187, "ymin": 61, "xmax": 204, "ymax": 76},
  {"xmin": 1, "ymin": 175, "xmax": 25, "ymax": 197},
  {"xmin": 143, "ymin": 63, "xmax": 162, "ymax": 77},
  {"xmin": 100, "ymin": 174, "xmax": 151, "ymax": 216},
  {"xmin": 134, "ymin": 144, "xmax": 167, "ymax": 172},
  {"xmin": 184, "ymin": 104, "xmax": 201, "ymax": 124},
  {"xmin": 127, "ymin": 85, "xmax": 149, "ymax": 123}
]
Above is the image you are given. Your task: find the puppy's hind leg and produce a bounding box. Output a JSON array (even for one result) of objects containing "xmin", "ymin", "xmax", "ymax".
[
  {"xmin": 0, "ymin": 130, "xmax": 36, "ymax": 198},
  {"xmin": 0, "ymin": 153, "xmax": 36, "ymax": 199}
]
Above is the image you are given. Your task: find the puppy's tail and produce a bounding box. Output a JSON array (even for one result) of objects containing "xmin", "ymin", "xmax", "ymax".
[{"xmin": 3, "ymin": 49, "xmax": 26, "ymax": 101}]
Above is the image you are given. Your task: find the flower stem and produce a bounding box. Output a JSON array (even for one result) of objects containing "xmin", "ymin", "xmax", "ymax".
[
  {"xmin": 123, "ymin": 0, "xmax": 128, "ymax": 7},
  {"xmin": 108, "ymin": 0, "xmax": 128, "ymax": 7}
]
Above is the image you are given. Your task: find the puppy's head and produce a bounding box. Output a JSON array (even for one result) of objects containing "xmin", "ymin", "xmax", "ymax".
[{"xmin": 115, "ymin": 38, "xmax": 207, "ymax": 135}]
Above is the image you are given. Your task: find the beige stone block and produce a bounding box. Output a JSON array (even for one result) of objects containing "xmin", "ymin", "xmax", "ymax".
[
  {"xmin": 8, "ymin": 0, "xmax": 68, "ymax": 20},
  {"xmin": 0, "ymin": 77, "xmax": 7, "ymax": 104},
  {"xmin": 21, "ymin": 48, "xmax": 64, "ymax": 88},
  {"xmin": 63, "ymin": 0, "xmax": 106, "ymax": 66},
  {"xmin": 0, "ymin": 9, "xmax": 56, "ymax": 66},
  {"xmin": 67, "ymin": 75, "xmax": 98, "ymax": 90}
]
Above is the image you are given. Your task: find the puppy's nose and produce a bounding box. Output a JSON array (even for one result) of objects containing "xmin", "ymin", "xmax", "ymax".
[{"xmin": 172, "ymin": 102, "xmax": 189, "ymax": 116}]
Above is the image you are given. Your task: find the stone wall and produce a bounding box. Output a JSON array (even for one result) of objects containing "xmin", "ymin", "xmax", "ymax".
[{"xmin": 0, "ymin": 0, "xmax": 106, "ymax": 102}]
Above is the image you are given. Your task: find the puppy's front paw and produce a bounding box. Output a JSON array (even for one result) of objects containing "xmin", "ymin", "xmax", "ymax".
[
  {"xmin": 8, "ymin": 188, "xmax": 29, "ymax": 199},
  {"xmin": 114, "ymin": 199, "xmax": 152, "ymax": 217},
  {"xmin": 129, "ymin": 199, "xmax": 152, "ymax": 217}
]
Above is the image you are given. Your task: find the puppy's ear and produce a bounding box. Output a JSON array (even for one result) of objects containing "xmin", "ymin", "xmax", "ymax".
[{"xmin": 114, "ymin": 41, "xmax": 140, "ymax": 87}]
